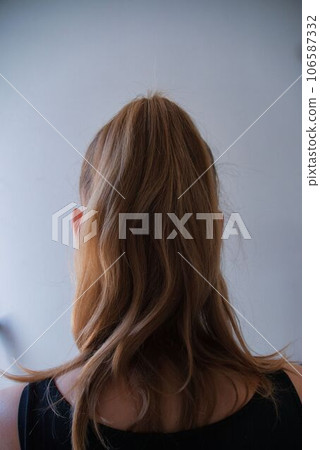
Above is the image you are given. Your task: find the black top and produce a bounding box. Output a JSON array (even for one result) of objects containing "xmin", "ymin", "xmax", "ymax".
[{"xmin": 18, "ymin": 370, "xmax": 301, "ymax": 450}]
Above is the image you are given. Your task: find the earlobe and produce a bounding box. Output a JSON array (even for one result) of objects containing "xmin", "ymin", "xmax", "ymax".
[{"xmin": 72, "ymin": 208, "xmax": 83, "ymax": 234}]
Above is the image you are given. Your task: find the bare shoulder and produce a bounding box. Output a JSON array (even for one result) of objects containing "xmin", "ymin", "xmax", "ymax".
[
  {"xmin": 283, "ymin": 363, "xmax": 302, "ymax": 401},
  {"xmin": 0, "ymin": 383, "xmax": 27, "ymax": 450},
  {"xmin": 55, "ymin": 367, "xmax": 82, "ymax": 404}
]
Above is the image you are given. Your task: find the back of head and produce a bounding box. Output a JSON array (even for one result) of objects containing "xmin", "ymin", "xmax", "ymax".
[
  {"xmin": 73, "ymin": 93, "xmax": 222, "ymax": 358},
  {"xmin": 6, "ymin": 93, "xmax": 285, "ymax": 450}
]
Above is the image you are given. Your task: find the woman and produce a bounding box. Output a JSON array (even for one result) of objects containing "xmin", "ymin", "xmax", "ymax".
[{"xmin": 0, "ymin": 94, "xmax": 301, "ymax": 449}]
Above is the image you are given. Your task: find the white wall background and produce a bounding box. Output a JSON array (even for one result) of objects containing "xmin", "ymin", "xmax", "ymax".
[{"xmin": 0, "ymin": 0, "xmax": 301, "ymax": 388}]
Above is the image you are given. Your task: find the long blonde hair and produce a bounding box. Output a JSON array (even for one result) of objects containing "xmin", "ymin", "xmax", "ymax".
[{"xmin": 5, "ymin": 93, "xmax": 288, "ymax": 449}]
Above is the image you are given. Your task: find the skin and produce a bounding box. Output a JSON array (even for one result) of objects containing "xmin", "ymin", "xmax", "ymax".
[
  {"xmin": 0, "ymin": 215, "xmax": 302, "ymax": 448},
  {"xmin": 0, "ymin": 363, "xmax": 301, "ymax": 449}
]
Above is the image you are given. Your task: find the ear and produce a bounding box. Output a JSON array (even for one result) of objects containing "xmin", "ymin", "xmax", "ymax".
[{"xmin": 72, "ymin": 208, "xmax": 83, "ymax": 235}]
